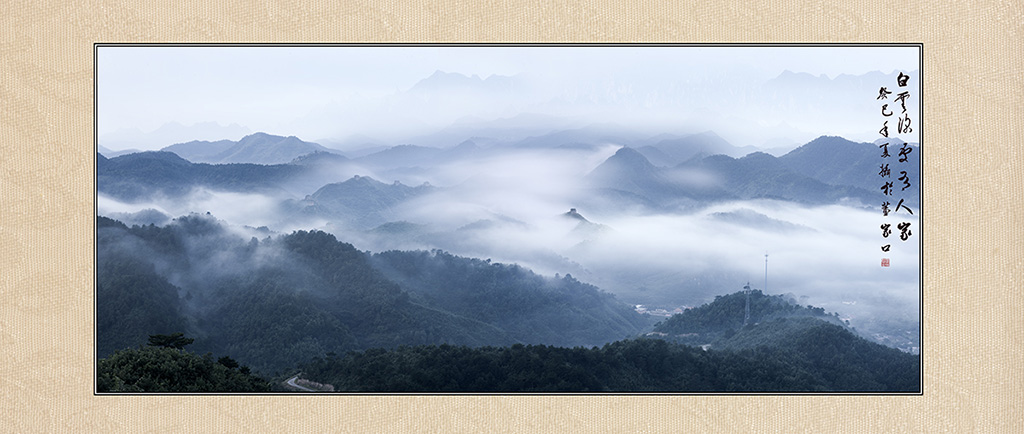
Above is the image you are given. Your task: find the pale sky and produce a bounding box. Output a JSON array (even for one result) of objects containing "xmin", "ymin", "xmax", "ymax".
[{"xmin": 97, "ymin": 45, "xmax": 920, "ymax": 150}]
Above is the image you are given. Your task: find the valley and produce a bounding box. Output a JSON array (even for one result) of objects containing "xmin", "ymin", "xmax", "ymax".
[{"xmin": 97, "ymin": 127, "xmax": 920, "ymax": 392}]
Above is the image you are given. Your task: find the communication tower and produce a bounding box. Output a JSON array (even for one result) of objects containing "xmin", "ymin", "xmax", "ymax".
[{"xmin": 743, "ymin": 282, "xmax": 751, "ymax": 326}]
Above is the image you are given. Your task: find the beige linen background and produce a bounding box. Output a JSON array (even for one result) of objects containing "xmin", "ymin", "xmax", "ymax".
[{"xmin": 1, "ymin": 1, "xmax": 1021, "ymax": 432}]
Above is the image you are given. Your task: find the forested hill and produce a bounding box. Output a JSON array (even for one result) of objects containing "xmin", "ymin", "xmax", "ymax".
[
  {"xmin": 98, "ymin": 151, "xmax": 302, "ymax": 200},
  {"xmin": 640, "ymin": 289, "xmax": 919, "ymax": 391},
  {"xmin": 652, "ymin": 289, "xmax": 847, "ymax": 342},
  {"xmin": 298, "ymin": 332, "xmax": 919, "ymax": 392},
  {"xmin": 98, "ymin": 345, "xmax": 273, "ymax": 393},
  {"xmin": 370, "ymin": 250, "xmax": 650, "ymax": 348},
  {"xmin": 295, "ymin": 292, "xmax": 918, "ymax": 392},
  {"xmin": 98, "ymin": 215, "xmax": 509, "ymax": 374},
  {"xmin": 97, "ymin": 214, "xmax": 648, "ymax": 375},
  {"xmin": 97, "ymin": 215, "xmax": 918, "ymax": 392}
]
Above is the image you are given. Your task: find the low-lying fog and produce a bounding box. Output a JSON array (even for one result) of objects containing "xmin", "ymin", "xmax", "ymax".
[{"xmin": 98, "ymin": 141, "xmax": 920, "ymax": 346}]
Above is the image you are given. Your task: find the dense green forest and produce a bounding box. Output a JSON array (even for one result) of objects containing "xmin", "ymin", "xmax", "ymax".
[
  {"xmin": 97, "ymin": 214, "xmax": 918, "ymax": 393},
  {"xmin": 98, "ymin": 335, "xmax": 272, "ymax": 393},
  {"xmin": 295, "ymin": 290, "xmax": 918, "ymax": 392},
  {"xmin": 97, "ymin": 214, "xmax": 646, "ymax": 376},
  {"xmin": 370, "ymin": 250, "xmax": 651, "ymax": 347},
  {"xmin": 650, "ymin": 289, "xmax": 847, "ymax": 346},
  {"xmin": 298, "ymin": 324, "xmax": 918, "ymax": 392}
]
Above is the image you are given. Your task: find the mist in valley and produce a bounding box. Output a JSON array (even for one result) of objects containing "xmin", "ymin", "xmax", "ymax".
[
  {"xmin": 97, "ymin": 46, "xmax": 921, "ymax": 357},
  {"xmin": 98, "ymin": 135, "xmax": 920, "ymax": 352}
]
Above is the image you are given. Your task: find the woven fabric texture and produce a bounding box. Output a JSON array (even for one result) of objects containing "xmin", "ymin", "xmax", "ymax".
[{"xmin": 1, "ymin": 1, "xmax": 1021, "ymax": 432}]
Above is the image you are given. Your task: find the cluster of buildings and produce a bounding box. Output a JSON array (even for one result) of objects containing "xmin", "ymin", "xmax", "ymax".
[{"xmin": 634, "ymin": 304, "xmax": 687, "ymax": 317}]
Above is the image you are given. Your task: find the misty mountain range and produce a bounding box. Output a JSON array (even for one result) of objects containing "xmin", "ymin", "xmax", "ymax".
[
  {"xmin": 99, "ymin": 130, "xmax": 918, "ymax": 220},
  {"xmin": 97, "ymin": 211, "xmax": 917, "ymax": 391},
  {"xmin": 99, "ymin": 68, "xmax": 919, "ymax": 154},
  {"xmin": 96, "ymin": 128, "xmax": 921, "ymax": 392},
  {"xmin": 95, "ymin": 58, "xmax": 922, "ymax": 391},
  {"xmin": 162, "ymin": 132, "xmax": 340, "ymax": 165},
  {"xmin": 98, "ymin": 150, "xmax": 304, "ymax": 200},
  {"xmin": 100, "ymin": 121, "xmax": 252, "ymax": 154},
  {"xmin": 287, "ymin": 175, "xmax": 436, "ymax": 230},
  {"xmin": 97, "ymin": 214, "xmax": 650, "ymax": 375},
  {"xmin": 97, "ymin": 126, "xmax": 921, "ymax": 360}
]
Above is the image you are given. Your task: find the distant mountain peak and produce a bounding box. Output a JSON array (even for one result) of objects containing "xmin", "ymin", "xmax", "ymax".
[
  {"xmin": 691, "ymin": 130, "xmax": 724, "ymax": 140},
  {"xmin": 609, "ymin": 146, "xmax": 655, "ymax": 167},
  {"xmin": 288, "ymin": 150, "xmax": 349, "ymax": 165},
  {"xmin": 101, "ymin": 121, "xmax": 251, "ymax": 152},
  {"xmin": 410, "ymin": 70, "xmax": 519, "ymax": 94},
  {"xmin": 586, "ymin": 147, "xmax": 659, "ymax": 181},
  {"xmin": 411, "ymin": 70, "xmax": 481, "ymax": 91},
  {"xmin": 642, "ymin": 131, "xmax": 741, "ymax": 166},
  {"xmin": 563, "ymin": 208, "xmax": 590, "ymax": 223},
  {"xmin": 430, "ymin": 70, "xmax": 473, "ymax": 79},
  {"xmin": 115, "ymin": 150, "xmax": 191, "ymax": 165},
  {"xmin": 238, "ymin": 131, "xmax": 283, "ymax": 143},
  {"xmin": 739, "ymin": 151, "xmax": 776, "ymax": 162},
  {"xmin": 163, "ymin": 132, "xmax": 335, "ymax": 165},
  {"xmin": 453, "ymin": 139, "xmax": 478, "ymax": 150},
  {"xmin": 805, "ymin": 135, "xmax": 855, "ymax": 146},
  {"xmin": 349, "ymin": 174, "xmax": 376, "ymax": 183}
]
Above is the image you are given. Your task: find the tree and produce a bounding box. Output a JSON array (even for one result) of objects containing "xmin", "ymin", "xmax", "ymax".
[
  {"xmin": 217, "ymin": 356, "xmax": 240, "ymax": 369},
  {"xmin": 98, "ymin": 346, "xmax": 272, "ymax": 392},
  {"xmin": 147, "ymin": 332, "xmax": 194, "ymax": 349}
]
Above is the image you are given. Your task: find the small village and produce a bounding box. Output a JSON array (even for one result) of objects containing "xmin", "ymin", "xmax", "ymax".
[{"xmin": 633, "ymin": 304, "xmax": 689, "ymax": 318}]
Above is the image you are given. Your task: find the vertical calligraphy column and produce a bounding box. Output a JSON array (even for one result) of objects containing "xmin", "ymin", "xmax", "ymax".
[{"xmin": 876, "ymin": 72, "xmax": 915, "ymax": 267}]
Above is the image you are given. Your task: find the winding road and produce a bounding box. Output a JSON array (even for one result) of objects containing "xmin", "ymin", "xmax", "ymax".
[{"xmin": 284, "ymin": 374, "xmax": 316, "ymax": 392}]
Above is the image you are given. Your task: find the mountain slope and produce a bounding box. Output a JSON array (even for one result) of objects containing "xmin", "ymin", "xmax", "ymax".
[
  {"xmin": 512, "ymin": 127, "xmax": 635, "ymax": 150},
  {"xmin": 298, "ymin": 322, "xmax": 919, "ymax": 392},
  {"xmin": 369, "ymin": 250, "xmax": 650, "ymax": 348},
  {"xmin": 162, "ymin": 132, "xmax": 338, "ymax": 164},
  {"xmin": 96, "ymin": 215, "xmax": 517, "ymax": 373},
  {"xmin": 648, "ymin": 289, "xmax": 920, "ymax": 391},
  {"xmin": 97, "ymin": 214, "xmax": 648, "ymax": 374},
  {"xmin": 161, "ymin": 139, "xmax": 236, "ymax": 162},
  {"xmin": 673, "ymin": 151, "xmax": 879, "ymax": 205},
  {"xmin": 778, "ymin": 135, "xmax": 919, "ymax": 207},
  {"xmin": 97, "ymin": 217, "xmax": 193, "ymax": 357},
  {"xmin": 98, "ymin": 151, "xmax": 303, "ymax": 200},
  {"xmin": 288, "ymin": 175, "xmax": 435, "ymax": 230},
  {"xmin": 353, "ymin": 144, "xmax": 444, "ymax": 169},
  {"xmin": 636, "ymin": 131, "xmax": 756, "ymax": 166},
  {"xmin": 582, "ymin": 135, "xmax": 912, "ymax": 210},
  {"xmin": 712, "ymin": 316, "xmax": 919, "ymax": 391},
  {"xmin": 652, "ymin": 289, "xmax": 846, "ymax": 341},
  {"xmin": 582, "ymin": 147, "xmax": 733, "ymax": 210},
  {"xmin": 707, "ymin": 208, "xmax": 811, "ymax": 233}
]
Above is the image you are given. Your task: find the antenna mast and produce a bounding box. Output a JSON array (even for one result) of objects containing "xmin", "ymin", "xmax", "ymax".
[
  {"xmin": 743, "ymin": 282, "xmax": 751, "ymax": 326},
  {"xmin": 764, "ymin": 252, "xmax": 768, "ymax": 293}
]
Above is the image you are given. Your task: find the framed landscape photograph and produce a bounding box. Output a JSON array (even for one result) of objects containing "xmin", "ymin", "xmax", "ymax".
[{"xmin": 95, "ymin": 44, "xmax": 921, "ymax": 394}]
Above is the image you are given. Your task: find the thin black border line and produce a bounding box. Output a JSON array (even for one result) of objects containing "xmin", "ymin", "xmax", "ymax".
[
  {"xmin": 920, "ymin": 43, "xmax": 924, "ymax": 385},
  {"xmin": 93, "ymin": 42, "xmax": 924, "ymax": 397},
  {"xmin": 94, "ymin": 42, "xmax": 99, "ymax": 396},
  {"xmin": 916, "ymin": 43, "xmax": 924, "ymax": 397}
]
